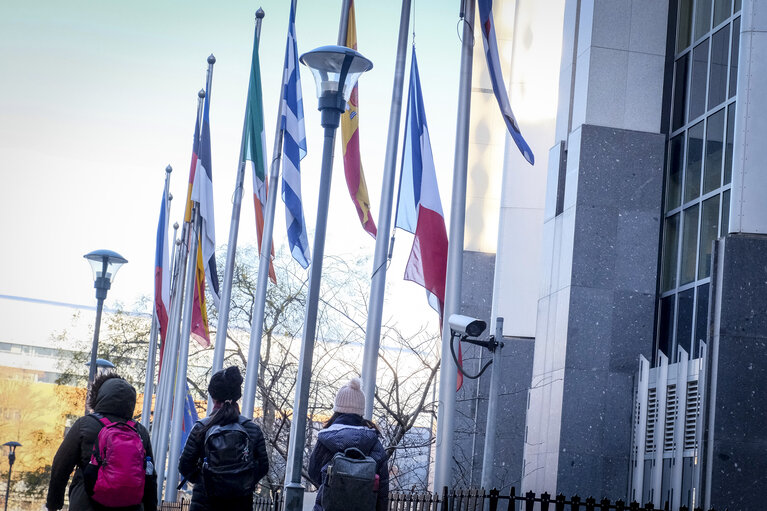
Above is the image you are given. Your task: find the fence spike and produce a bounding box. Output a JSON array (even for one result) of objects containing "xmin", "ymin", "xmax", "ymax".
[
  {"xmin": 507, "ymin": 487, "xmax": 516, "ymax": 511},
  {"xmin": 645, "ymin": 502, "xmax": 655, "ymax": 510},
  {"xmin": 629, "ymin": 500, "xmax": 640, "ymax": 511},
  {"xmin": 601, "ymin": 498, "xmax": 611, "ymax": 510},
  {"xmin": 526, "ymin": 490, "xmax": 536, "ymax": 511},
  {"xmin": 571, "ymin": 494, "xmax": 581, "ymax": 511},
  {"xmin": 555, "ymin": 494, "xmax": 566, "ymax": 511},
  {"xmin": 615, "ymin": 499, "xmax": 625, "ymax": 511},
  {"xmin": 541, "ymin": 491, "xmax": 551, "ymax": 511},
  {"xmin": 585, "ymin": 496, "xmax": 596, "ymax": 511}
]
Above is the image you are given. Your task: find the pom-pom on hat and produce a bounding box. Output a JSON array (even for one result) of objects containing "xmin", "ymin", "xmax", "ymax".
[
  {"xmin": 208, "ymin": 366, "xmax": 243, "ymax": 403},
  {"xmin": 333, "ymin": 377, "xmax": 365, "ymax": 416}
]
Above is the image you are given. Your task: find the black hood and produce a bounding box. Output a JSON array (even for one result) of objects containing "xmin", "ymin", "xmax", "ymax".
[{"xmin": 93, "ymin": 378, "xmax": 136, "ymax": 419}]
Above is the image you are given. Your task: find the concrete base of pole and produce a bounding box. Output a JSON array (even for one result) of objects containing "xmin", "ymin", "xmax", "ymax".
[{"xmin": 284, "ymin": 483, "xmax": 305, "ymax": 511}]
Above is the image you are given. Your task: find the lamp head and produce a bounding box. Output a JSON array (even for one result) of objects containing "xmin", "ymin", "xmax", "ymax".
[
  {"xmin": 83, "ymin": 249, "xmax": 128, "ymax": 284},
  {"xmin": 300, "ymin": 45, "xmax": 373, "ymax": 105}
]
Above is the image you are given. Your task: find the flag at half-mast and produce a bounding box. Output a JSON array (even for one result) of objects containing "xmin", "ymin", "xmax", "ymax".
[
  {"xmin": 395, "ymin": 50, "xmax": 461, "ymax": 389},
  {"xmin": 477, "ymin": 0, "xmax": 534, "ymax": 165},
  {"xmin": 245, "ymin": 22, "xmax": 277, "ymax": 284},
  {"xmin": 281, "ymin": 1, "xmax": 310, "ymax": 268},
  {"xmin": 184, "ymin": 88, "xmax": 216, "ymax": 347},
  {"xmin": 153, "ymin": 184, "xmax": 171, "ymax": 358},
  {"xmin": 341, "ymin": 0, "xmax": 376, "ymax": 237}
]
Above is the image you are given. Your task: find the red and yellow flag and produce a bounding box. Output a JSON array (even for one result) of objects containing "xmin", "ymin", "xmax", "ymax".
[{"xmin": 341, "ymin": 0, "xmax": 377, "ymax": 237}]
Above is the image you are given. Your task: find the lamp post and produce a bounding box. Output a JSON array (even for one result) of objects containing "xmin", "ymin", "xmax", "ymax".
[
  {"xmin": 2, "ymin": 442, "xmax": 20, "ymax": 511},
  {"xmin": 282, "ymin": 45, "xmax": 372, "ymax": 511},
  {"xmin": 83, "ymin": 249, "xmax": 127, "ymax": 413}
]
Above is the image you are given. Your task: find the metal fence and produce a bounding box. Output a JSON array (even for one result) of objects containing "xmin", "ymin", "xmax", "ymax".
[
  {"xmin": 160, "ymin": 487, "xmax": 722, "ymax": 511},
  {"xmin": 387, "ymin": 487, "xmax": 723, "ymax": 511}
]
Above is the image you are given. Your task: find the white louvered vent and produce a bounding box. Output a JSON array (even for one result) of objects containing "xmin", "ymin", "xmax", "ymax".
[
  {"xmin": 684, "ymin": 380, "xmax": 700, "ymax": 450},
  {"xmin": 645, "ymin": 388, "xmax": 658, "ymax": 454},
  {"xmin": 664, "ymin": 384, "xmax": 678, "ymax": 452}
]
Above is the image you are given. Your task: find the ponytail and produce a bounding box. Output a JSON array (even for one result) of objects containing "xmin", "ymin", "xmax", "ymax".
[{"xmin": 199, "ymin": 400, "xmax": 240, "ymax": 435}]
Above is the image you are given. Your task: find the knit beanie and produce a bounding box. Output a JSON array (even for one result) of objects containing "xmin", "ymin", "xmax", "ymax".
[
  {"xmin": 333, "ymin": 377, "xmax": 365, "ymax": 416},
  {"xmin": 208, "ymin": 366, "xmax": 243, "ymax": 402}
]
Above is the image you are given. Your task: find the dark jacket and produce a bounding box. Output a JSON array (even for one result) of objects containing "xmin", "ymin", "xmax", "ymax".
[
  {"xmin": 178, "ymin": 415, "xmax": 269, "ymax": 511},
  {"xmin": 308, "ymin": 414, "xmax": 389, "ymax": 511},
  {"xmin": 46, "ymin": 378, "xmax": 158, "ymax": 511}
]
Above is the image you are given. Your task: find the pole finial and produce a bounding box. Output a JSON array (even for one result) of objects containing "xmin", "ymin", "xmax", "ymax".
[
  {"xmin": 168, "ymin": 193, "xmax": 173, "ymax": 201},
  {"xmin": 165, "ymin": 164, "xmax": 172, "ymax": 173},
  {"xmin": 173, "ymin": 222, "xmax": 179, "ymax": 230},
  {"xmin": 207, "ymin": 54, "xmax": 216, "ymax": 64},
  {"xmin": 198, "ymin": 89, "xmax": 206, "ymax": 99},
  {"xmin": 256, "ymin": 8, "xmax": 265, "ymax": 19}
]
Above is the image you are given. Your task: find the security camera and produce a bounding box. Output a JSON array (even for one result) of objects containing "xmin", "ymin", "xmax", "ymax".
[{"xmin": 448, "ymin": 314, "xmax": 487, "ymax": 338}]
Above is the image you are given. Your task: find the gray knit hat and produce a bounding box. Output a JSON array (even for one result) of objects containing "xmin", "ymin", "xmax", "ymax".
[{"xmin": 333, "ymin": 377, "xmax": 365, "ymax": 416}]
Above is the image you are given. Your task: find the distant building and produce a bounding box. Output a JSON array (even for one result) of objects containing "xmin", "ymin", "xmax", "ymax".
[{"xmin": 455, "ymin": 1, "xmax": 765, "ymax": 510}]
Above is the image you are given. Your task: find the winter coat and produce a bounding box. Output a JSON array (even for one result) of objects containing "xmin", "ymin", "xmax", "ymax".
[
  {"xmin": 178, "ymin": 414, "xmax": 269, "ymax": 511},
  {"xmin": 308, "ymin": 414, "xmax": 389, "ymax": 511},
  {"xmin": 45, "ymin": 378, "xmax": 158, "ymax": 511}
]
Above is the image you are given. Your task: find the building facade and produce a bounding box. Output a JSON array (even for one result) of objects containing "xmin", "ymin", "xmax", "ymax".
[{"xmin": 456, "ymin": 0, "xmax": 766, "ymax": 509}]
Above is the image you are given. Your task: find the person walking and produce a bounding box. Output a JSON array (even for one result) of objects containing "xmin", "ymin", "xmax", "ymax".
[
  {"xmin": 46, "ymin": 372, "xmax": 158, "ymax": 511},
  {"xmin": 308, "ymin": 377, "xmax": 389, "ymax": 511},
  {"xmin": 178, "ymin": 366, "xmax": 269, "ymax": 511}
]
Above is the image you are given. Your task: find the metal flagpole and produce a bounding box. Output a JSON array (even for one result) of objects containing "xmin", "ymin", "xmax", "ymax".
[
  {"xmin": 164, "ymin": 206, "xmax": 201, "ymax": 502},
  {"xmin": 208, "ymin": 9, "xmax": 266, "ymax": 415},
  {"xmin": 360, "ymin": 0, "xmax": 411, "ymax": 420},
  {"xmin": 142, "ymin": 165, "xmax": 173, "ymax": 429},
  {"xmin": 165, "ymin": 55, "xmax": 216, "ymax": 501},
  {"xmin": 153, "ymin": 89, "xmax": 207, "ymax": 503},
  {"xmin": 433, "ymin": 0, "xmax": 475, "ymax": 493},
  {"xmin": 337, "ymin": 0, "xmax": 351, "ymax": 44},
  {"xmin": 241, "ymin": 13, "xmax": 288, "ymax": 420}
]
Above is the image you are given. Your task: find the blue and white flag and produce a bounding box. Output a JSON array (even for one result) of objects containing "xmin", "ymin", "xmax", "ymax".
[
  {"xmin": 281, "ymin": 1, "xmax": 310, "ymax": 268},
  {"xmin": 477, "ymin": 0, "xmax": 534, "ymax": 165}
]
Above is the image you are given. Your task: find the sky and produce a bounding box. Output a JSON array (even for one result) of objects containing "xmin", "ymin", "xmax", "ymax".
[{"xmin": 0, "ymin": 0, "xmax": 464, "ymax": 343}]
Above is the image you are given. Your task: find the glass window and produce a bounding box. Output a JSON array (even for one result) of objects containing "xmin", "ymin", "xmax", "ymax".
[
  {"xmin": 708, "ymin": 25, "xmax": 729, "ymax": 109},
  {"xmin": 724, "ymin": 104, "xmax": 735, "ymax": 184},
  {"xmin": 681, "ymin": 205, "xmax": 700, "ymax": 285},
  {"xmin": 695, "ymin": 0, "xmax": 713, "ymax": 40},
  {"xmin": 713, "ymin": 0, "xmax": 732, "ymax": 26},
  {"xmin": 685, "ymin": 122, "xmax": 704, "ymax": 202},
  {"xmin": 677, "ymin": 288, "xmax": 695, "ymax": 356},
  {"xmin": 704, "ymin": 109, "xmax": 725, "ymax": 193},
  {"xmin": 673, "ymin": 55, "xmax": 690, "ymax": 131},
  {"xmin": 695, "ymin": 283, "xmax": 710, "ymax": 353},
  {"xmin": 678, "ymin": 0, "xmax": 694, "ymax": 52},
  {"xmin": 662, "ymin": 214, "xmax": 681, "ymax": 291},
  {"xmin": 698, "ymin": 195, "xmax": 720, "ymax": 279},
  {"xmin": 735, "ymin": 0, "xmax": 741, "ymax": 13},
  {"xmin": 689, "ymin": 40, "xmax": 710, "ymax": 121},
  {"xmin": 729, "ymin": 16, "xmax": 740, "ymax": 99},
  {"xmin": 721, "ymin": 189, "xmax": 731, "ymax": 234},
  {"xmin": 659, "ymin": 295, "xmax": 676, "ymax": 357},
  {"xmin": 668, "ymin": 134, "xmax": 685, "ymax": 210}
]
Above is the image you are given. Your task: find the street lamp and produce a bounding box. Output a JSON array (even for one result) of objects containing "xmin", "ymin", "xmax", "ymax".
[
  {"xmin": 83, "ymin": 249, "xmax": 127, "ymax": 412},
  {"xmin": 282, "ymin": 45, "xmax": 372, "ymax": 511},
  {"xmin": 2, "ymin": 442, "xmax": 21, "ymax": 511}
]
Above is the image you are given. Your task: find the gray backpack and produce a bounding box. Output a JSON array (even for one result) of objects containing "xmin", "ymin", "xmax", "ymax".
[{"xmin": 322, "ymin": 447, "xmax": 377, "ymax": 511}]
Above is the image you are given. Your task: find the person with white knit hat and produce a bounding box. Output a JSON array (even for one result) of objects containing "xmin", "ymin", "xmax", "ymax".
[{"xmin": 308, "ymin": 377, "xmax": 389, "ymax": 511}]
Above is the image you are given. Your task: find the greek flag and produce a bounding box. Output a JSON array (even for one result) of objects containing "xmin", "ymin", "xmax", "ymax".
[{"xmin": 281, "ymin": 1, "xmax": 310, "ymax": 268}]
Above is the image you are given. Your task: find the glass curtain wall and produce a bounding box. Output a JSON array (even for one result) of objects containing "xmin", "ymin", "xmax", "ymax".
[{"xmin": 657, "ymin": 0, "xmax": 741, "ymax": 362}]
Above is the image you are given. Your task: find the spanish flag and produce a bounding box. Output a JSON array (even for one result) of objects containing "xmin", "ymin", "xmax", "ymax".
[{"xmin": 341, "ymin": 0, "xmax": 377, "ymax": 237}]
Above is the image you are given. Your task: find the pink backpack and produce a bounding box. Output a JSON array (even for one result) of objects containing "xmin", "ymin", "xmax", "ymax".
[{"xmin": 83, "ymin": 415, "xmax": 146, "ymax": 507}]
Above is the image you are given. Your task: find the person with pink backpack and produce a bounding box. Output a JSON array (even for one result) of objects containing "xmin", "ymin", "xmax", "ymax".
[{"xmin": 46, "ymin": 372, "xmax": 158, "ymax": 511}]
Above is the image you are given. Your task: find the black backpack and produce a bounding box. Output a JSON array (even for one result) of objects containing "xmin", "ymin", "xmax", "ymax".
[
  {"xmin": 322, "ymin": 447, "xmax": 377, "ymax": 511},
  {"xmin": 200, "ymin": 416, "xmax": 257, "ymax": 498}
]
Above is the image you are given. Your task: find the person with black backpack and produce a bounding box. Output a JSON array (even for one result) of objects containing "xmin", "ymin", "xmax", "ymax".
[
  {"xmin": 178, "ymin": 366, "xmax": 269, "ymax": 511},
  {"xmin": 308, "ymin": 377, "xmax": 389, "ymax": 511},
  {"xmin": 46, "ymin": 372, "xmax": 158, "ymax": 511}
]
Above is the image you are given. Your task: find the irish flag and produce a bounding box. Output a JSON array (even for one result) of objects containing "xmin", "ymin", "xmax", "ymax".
[{"xmin": 245, "ymin": 22, "xmax": 276, "ymax": 283}]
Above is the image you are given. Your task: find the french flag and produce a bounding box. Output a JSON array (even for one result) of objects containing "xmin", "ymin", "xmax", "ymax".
[
  {"xmin": 395, "ymin": 49, "xmax": 448, "ymax": 325},
  {"xmin": 154, "ymin": 185, "xmax": 171, "ymax": 353}
]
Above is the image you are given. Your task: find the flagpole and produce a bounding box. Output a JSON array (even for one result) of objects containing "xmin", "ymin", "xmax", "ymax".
[
  {"xmin": 153, "ymin": 89, "xmax": 207, "ymax": 504},
  {"xmin": 163, "ymin": 205, "xmax": 202, "ymax": 502},
  {"xmin": 241, "ymin": 12, "xmax": 289, "ymax": 420},
  {"xmin": 360, "ymin": 0, "xmax": 411, "ymax": 420},
  {"xmin": 433, "ymin": 0, "xmax": 475, "ymax": 493},
  {"xmin": 208, "ymin": 9, "xmax": 266, "ymax": 415},
  {"xmin": 337, "ymin": 0, "xmax": 351, "ymax": 44},
  {"xmin": 142, "ymin": 165, "xmax": 173, "ymax": 429},
  {"xmin": 165, "ymin": 55, "xmax": 216, "ymax": 502}
]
